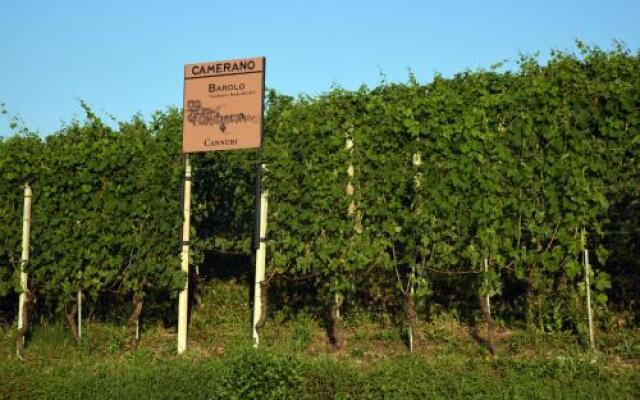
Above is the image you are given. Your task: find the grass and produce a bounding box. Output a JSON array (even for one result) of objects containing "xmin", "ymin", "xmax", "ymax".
[
  {"xmin": 1, "ymin": 280, "xmax": 639, "ymax": 399},
  {"xmin": 1, "ymin": 348, "xmax": 638, "ymax": 399}
]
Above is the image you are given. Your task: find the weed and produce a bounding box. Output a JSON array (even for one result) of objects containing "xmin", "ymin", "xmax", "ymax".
[
  {"xmin": 290, "ymin": 312, "xmax": 313, "ymax": 352},
  {"xmin": 373, "ymin": 327, "xmax": 399, "ymax": 342}
]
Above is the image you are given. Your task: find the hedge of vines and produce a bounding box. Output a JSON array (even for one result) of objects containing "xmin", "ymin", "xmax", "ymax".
[{"xmin": 1, "ymin": 45, "xmax": 639, "ymax": 346}]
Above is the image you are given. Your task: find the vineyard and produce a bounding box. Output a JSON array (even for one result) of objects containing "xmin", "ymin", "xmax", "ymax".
[{"xmin": 1, "ymin": 44, "xmax": 640, "ymax": 395}]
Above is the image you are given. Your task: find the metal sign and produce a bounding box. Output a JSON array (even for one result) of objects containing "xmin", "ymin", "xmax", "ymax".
[{"xmin": 182, "ymin": 57, "xmax": 265, "ymax": 153}]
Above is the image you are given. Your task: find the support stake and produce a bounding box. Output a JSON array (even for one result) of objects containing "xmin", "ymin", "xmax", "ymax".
[
  {"xmin": 408, "ymin": 270, "xmax": 415, "ymax": 352},
  {"xmin": 484, "ymin": 258, "xmax": 491, "ymax": 317},
  {"xmin": 408, "ymin": 151, "xmax": 422, "ymax": 353},
  {"xmin": 582, "ymin": 228, "xmax": 595, "ymax": 350},
  {"xmin": 77, "ymin": 289, "xmax": 82, "ymax": 340}
]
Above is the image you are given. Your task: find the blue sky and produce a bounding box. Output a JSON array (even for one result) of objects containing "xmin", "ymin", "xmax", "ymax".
[{"xmin": 1, "ymin": 0, "xmax": 639, "ymax": 136}]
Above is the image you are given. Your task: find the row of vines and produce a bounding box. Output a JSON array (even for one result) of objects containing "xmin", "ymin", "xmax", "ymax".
[{"xmin": 1, "ymin": 45, "xmax": 639, "ymax": 349}]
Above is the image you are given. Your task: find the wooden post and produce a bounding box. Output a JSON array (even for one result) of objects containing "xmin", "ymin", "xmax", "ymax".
[
  {"xmin": 252, "ymin": 168, "xmax": 269, "ymax": 347},
  {"xmin": 177, "ymin": 155, "xmax": 192, "ymax": 354},
  {"xmin": 581, "ymin": 228, "xmax": 595, "ymax": 350},
  {"xmin": 17, "ymin": 184, "xmax": 32, "ymax": 353}
]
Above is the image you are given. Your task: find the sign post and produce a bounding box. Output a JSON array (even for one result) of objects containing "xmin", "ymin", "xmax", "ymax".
[
  {"xmin": 177, "ymin": 155, "xmax": 192, "ymax": 354},
  {"xmin": 252, "ymin": 165, "xmax": 268, "ymax": 347},
  {"xmin": 16, "ymin": 184, "xmax": 32, "ymax": 358},
  {"xmin": 179, "ymin": 57, "xmax": 265, "ymax": 354}
]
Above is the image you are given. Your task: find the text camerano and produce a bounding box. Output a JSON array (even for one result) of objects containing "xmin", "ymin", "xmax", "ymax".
[{"xmin": 192, "ymin": 60, "xmax": 257, "ymax": 76}]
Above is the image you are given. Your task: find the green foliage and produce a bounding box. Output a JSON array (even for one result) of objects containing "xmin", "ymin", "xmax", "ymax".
[
  {"xmin": 1, "ymin": 44, "xmax": 639, "ymax": 338},
  {"xmin": 218, "ymin": 348, "xmax": 305, "ymax": 399},
  {"xmin": 260, "ymin": 45, "xmax": 639, "ymax": 330},
  {"xmin": 2, "ymin": 350, "xmax": 637, "ymax": 400},
  {"xmin": 0, "ymin": 133, "xmax": 43, "ymax": 298},
  {"xmin": 290, "ymin": 312, "xmax": 313, "ymax": 352},
  {"xmin": 1, "ymin": 107, "xmax": 184, "ymax": 319}
]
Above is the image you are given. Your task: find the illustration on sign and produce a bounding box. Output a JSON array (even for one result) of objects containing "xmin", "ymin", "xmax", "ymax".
[
  {"xmin": 182, "ymin": 57, "xmax": 265, "ymax": 153},
  {"xmin": 185, "ymin": 101, "xmax": 257, "ymax": 132}
]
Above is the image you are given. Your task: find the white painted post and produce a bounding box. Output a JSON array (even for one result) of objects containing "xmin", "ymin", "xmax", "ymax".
[
  {"xmin": 581, "ymin": 228, "xmax": 595, "ymax": 350},
  {"xmin": 584, "ymin": 249, "xmax": 596, "ymax": 350},
  {"xmin": 345, "ymin": 133, "xmax": 362, "ymax": 234},
  {"xmin": 584, "ymin": 248, "xmax": 595, "ymax": 350},
  {"xmin": 408, "ymin": 151, "xmax": 422, "ymax": 353},
  {"xmin": 252, "ymin": 169, "xmax": 269, "ymax": 347},
  {"xmin": 408, "ymin": 279, "xmax": 414, "ymax": 352},
  {"xmin": 77, "ymin": 289, "xmax": 82, "ymax": 340},
  {"xmin": 484, "ymin": 258, "xmax": 491, "ymax": 317},
  {"xmin": 346, "ymin": 136, "xmax": 355, "ymax": 220},
  {"xmin": 337, "ymin": 133, "xmax": 356, "ymax": 323},
  {"xmin": 177, "ymin": 155, "xmax": 192, "ymax": 354},
  {"xmin": 17, "ymin": 184, "xmax": 32, "ymax": 347}
]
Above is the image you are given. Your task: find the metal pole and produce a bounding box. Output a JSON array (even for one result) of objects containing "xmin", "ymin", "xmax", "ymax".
[
  {"xmin": 17, "ymin": 184, "xmax": 32, "ymax": 345},
  {"xmin": 252, "ymin": 165, "xmax": 268, "ymax": 347},
  {"xmin": 177, "ymin": 155, "xmax": 192, "ymax": 354}
]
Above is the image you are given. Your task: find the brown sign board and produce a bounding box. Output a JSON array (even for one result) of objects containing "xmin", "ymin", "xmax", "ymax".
[{"xmin": 182, "ymin": 57, "xmax": 265, "ymax": 153}]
